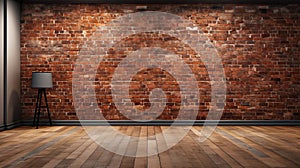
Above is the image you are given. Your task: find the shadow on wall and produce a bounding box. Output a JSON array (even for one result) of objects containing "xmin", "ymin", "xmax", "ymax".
[{"xmin": 8, "ymin": 90, "xmax": 21, "ymax": 122}]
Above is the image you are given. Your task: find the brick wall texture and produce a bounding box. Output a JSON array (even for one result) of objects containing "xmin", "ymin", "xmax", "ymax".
[{"xmin": 21, "ymin": 4, "xmax": 300, "ymax": 120}]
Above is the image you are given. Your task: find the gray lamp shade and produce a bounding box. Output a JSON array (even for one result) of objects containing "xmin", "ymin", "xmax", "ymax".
[{"xmin": 31, "ymin": 72, "xmax": 53, "ymax": 88}]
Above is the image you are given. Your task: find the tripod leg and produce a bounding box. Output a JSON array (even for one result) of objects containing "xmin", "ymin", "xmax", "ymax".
[
  {"xmin": 33, "ymin": 89, "xmax": 40, "ymax": 127},
  {"xmin": 36, "ymin": 89, "xmax": 43, "ymax": 129},
  {"xmin": 43, "ymin": 89, "xmax": 52, "ymax": 126}
]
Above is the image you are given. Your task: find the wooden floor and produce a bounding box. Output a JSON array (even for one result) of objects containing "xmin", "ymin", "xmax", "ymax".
[{"xmin": 0, "ymin": 126, "xmax": 299, "ymax": 168}]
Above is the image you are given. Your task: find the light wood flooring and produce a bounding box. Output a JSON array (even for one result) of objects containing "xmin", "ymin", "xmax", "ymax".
[{"xmin": 0, "ymin": 126, "xmax": 299, "ymax": 168}]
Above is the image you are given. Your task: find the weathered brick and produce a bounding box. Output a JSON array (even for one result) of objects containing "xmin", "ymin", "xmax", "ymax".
[{"xmin": 21, "ymin": 4, "xmax": 300, "ymax": 120}]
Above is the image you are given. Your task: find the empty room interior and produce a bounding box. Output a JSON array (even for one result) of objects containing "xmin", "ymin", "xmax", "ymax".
[{"xmin": 0, "ymin": 0, "xmax": 300, "ymax": 167}]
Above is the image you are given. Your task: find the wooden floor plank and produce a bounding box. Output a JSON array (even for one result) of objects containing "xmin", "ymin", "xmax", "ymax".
[
  {"xmin": 191, "ymin": 126, "xmax": 242, "ymax": 168},
  {"xmin": 147, "ymin": 126, "xmax": 161, "ymax": 168},
  {"xmin": 94, "ymin": 126, "xmax": 132, "ymax": 167},
  {"xmin": 1, "ymin": 126, "xmax": 78, "ymax": 168},
  {"xmin": 231, "ymin": 126, "xmax": 298, "ymax": 167},
  {"xmin": 183, "ymin": 131, "xmax": 218, "ymax": 168},
  {"xmin": 155, "ymin": 126, "xmax": 173, "ymax": 168},
  {"xmin": 232, "ymin": 126, "xmax": 300, "ymax": 166},
  {"xmin": 105, "ymin": 127, "xmax": 131, "ymax": 168},
  {"xmin": 38, "ymin": 127, "xmax": 85, "ymax": 168},
  {"xmin": 0, "ymin": 126, "xmax": 299, "ymax": 168},
  {"xmin": 119, "ymin": 126, "xmax": 137, "ymax": 168},
  {"xmin": 218, "ymin": 126, "xmax": 286, "ymax": 167},
  {"xmin": 214, "ymin": 127, "xmax": 270, "ymax": 168},
  {"xmin": 107, "ymin": 126, "xmax": 134, "ymax": 168},
  {"xmin": 133, "ymin": 126, "xmax": 148, "ymax": 168}
]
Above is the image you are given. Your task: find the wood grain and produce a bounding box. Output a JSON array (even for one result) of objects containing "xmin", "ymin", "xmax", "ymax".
[{"xmin": 0, "ymin": 126, "xmax": 299, "ymax": 168}]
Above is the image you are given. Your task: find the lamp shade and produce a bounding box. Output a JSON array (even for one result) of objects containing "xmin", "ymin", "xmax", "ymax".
[{"xmin": 31, "ymin": 72, "xmax": 53, "ymax": 88}]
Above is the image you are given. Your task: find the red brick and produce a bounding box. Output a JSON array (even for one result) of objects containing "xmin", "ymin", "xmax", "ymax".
[{"xmin": 21, "ymin": 4, "xmax": 300, "ymax": 120}]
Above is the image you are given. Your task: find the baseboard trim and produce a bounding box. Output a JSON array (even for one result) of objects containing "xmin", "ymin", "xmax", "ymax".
[
  {"xmin": 21, "ymin": 120, "xmax": 300, "ymax": 126},
  {"xmin": 6, "ymin": 121, "xmax": 22, "ymax": 129},
  {"xmin": 0, "ymin": 124, "xmax": 4, "ymax": 131},
  {"xmin": 0, "ymin": 121, "xmax": 22, "ymax": 131}
]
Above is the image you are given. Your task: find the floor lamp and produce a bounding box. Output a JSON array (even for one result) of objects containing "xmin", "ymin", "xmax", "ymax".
[{"xmin": 31, "ymin": 72, "xmax": 53, "ymax": 129}]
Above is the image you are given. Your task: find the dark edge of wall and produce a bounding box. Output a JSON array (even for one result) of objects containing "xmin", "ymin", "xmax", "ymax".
[
  {"xmin": 3, "ymin": 0, "xmax": 7, "ymax": 130},
  {"xmin": 21, "ymin": 120, "xmax": 300, "ymax": 126},
  {"xmin": 21, "ymin": 0, "xmax": 300, "ymax": 4}
]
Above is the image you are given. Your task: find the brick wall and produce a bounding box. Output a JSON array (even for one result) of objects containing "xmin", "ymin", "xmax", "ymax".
[{"xmin": 21, "ymin": 4, "xmax": 300, "ymax": 120}]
